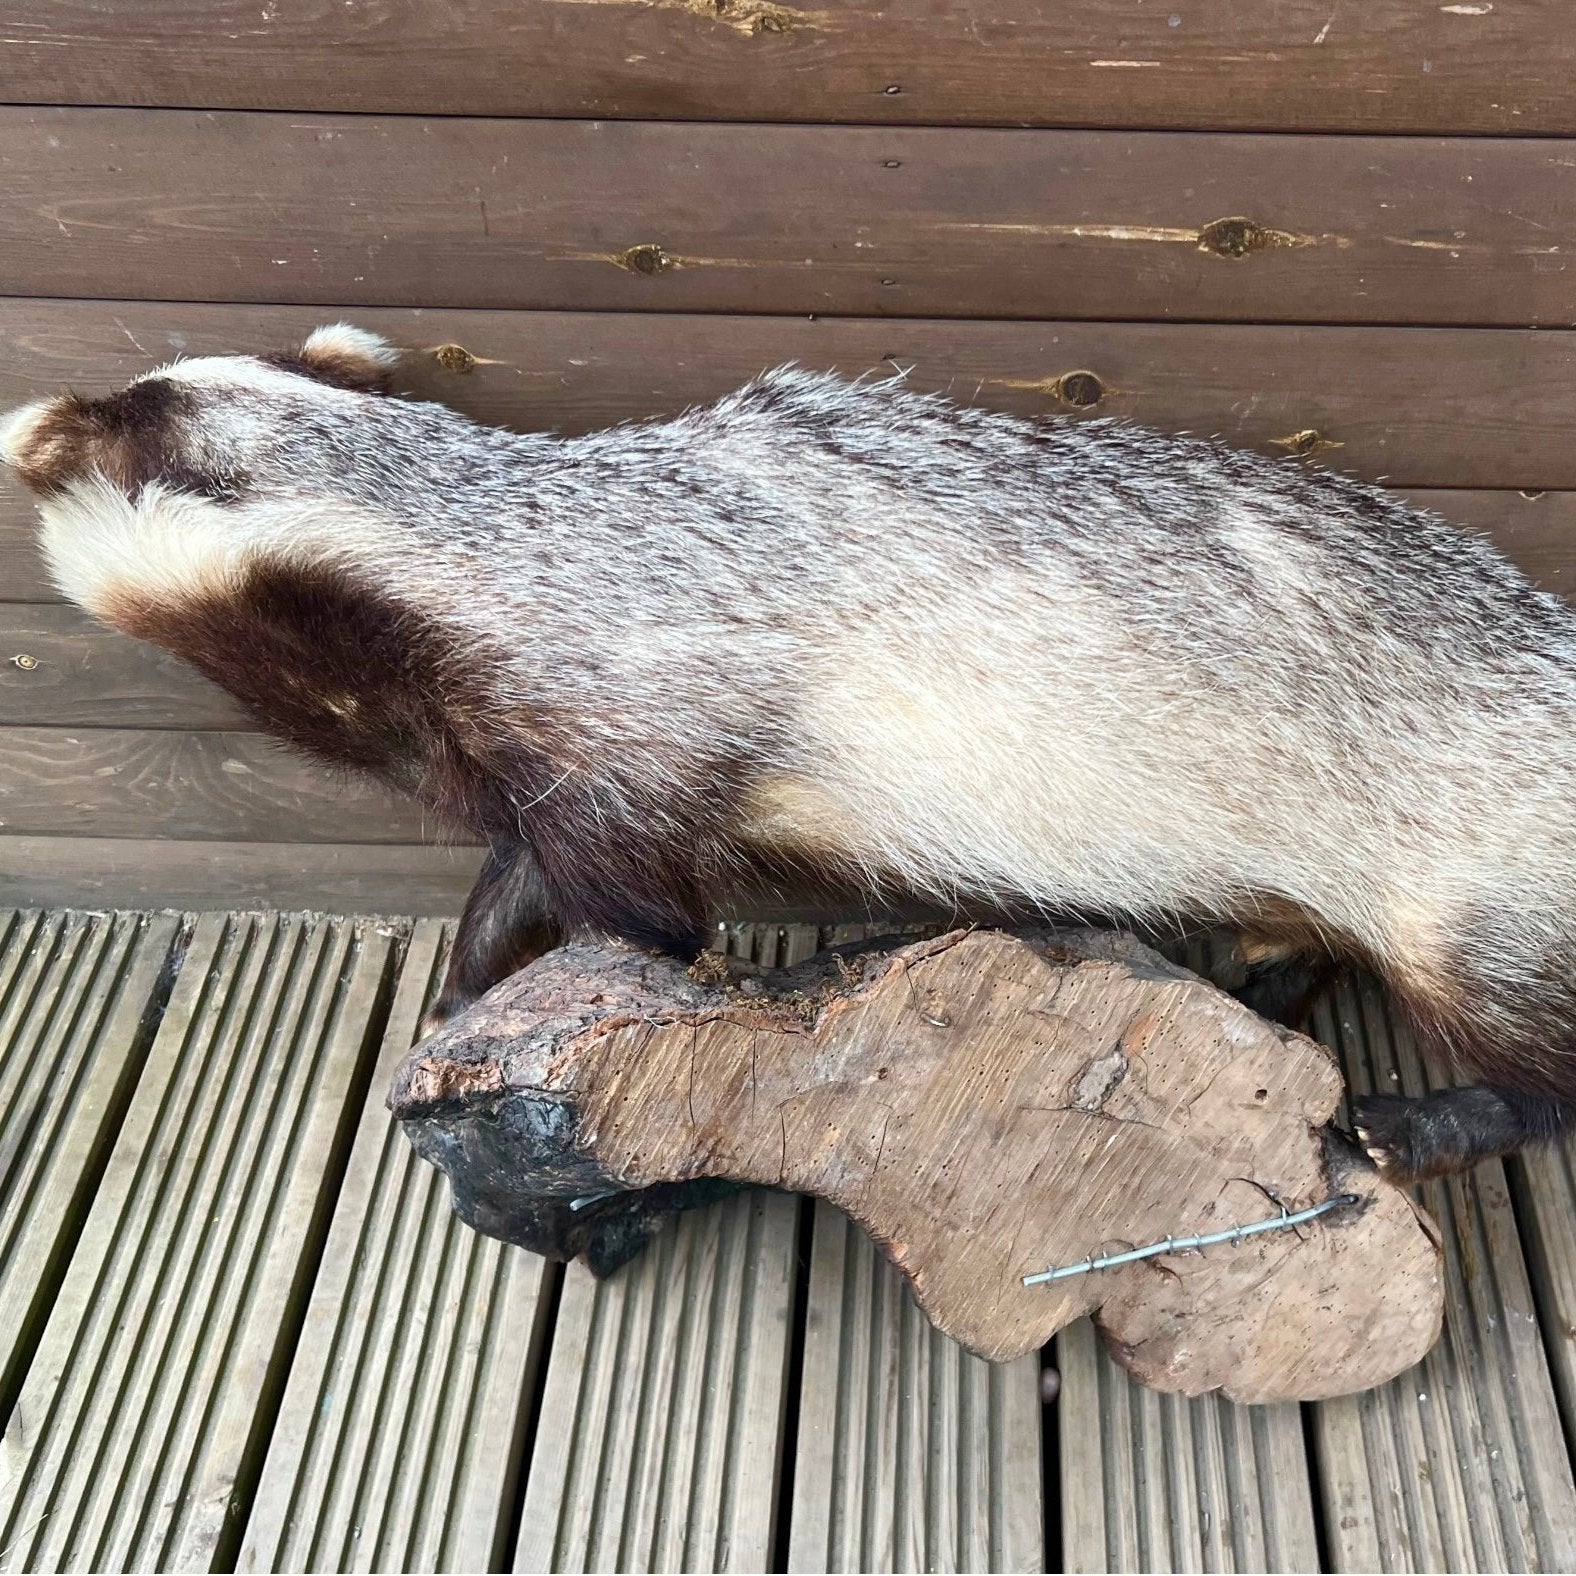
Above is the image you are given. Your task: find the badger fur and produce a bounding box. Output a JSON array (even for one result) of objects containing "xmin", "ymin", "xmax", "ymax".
[{"xmin": 5, "ymin": 323, "xmax": 1575, "ymax": 1184}]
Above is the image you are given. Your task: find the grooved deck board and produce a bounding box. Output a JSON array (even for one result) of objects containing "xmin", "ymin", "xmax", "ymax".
[
  {"xmin": 1307, "ymin": 976, "xmax": 1576, "ymax": 1574},
  {"xmin": 0, "ymin": 0, "xmax": 1569, "ymax": 134},
  {"xmin": 0, "ymin": 911, "xmax": 397, "ymax": 1573},
  {"xmin": 3, "ymin": 112, "xmax": 1571, "ymax": 326},
  {"xmin": 787, "ymin": 1203, "xmax": 1043, "ymax": 1574},
  {"xmin": 239, "ymin": 920, "xmax": 553, "ymax": 1574},
  {"xmin": 1057, "ymin": 1317, "xmax": 1319, "ymax": 1573},
  {"xmin": 0, "ymin": 908, "xmax": 182, "ymax": 1418},
  {"xmin": 514, "ymin": 1191, "xmax": 799, "ymax": 1574},
  {"xmin": 1507, "ymin": 1142, "xmax": 1576, "ymax": 1475}
]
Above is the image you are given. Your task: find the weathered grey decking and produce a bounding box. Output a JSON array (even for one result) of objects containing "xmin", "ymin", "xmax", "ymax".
[{"xmin": 0, "ymin": 909, "xmax": 1574, "ymax": 1574}]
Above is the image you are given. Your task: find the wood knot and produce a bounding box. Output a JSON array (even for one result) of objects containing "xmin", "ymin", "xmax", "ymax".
[
  {"xmin": 9, "ymin": 653, "xmax": 38, "ymax": 670},
  {"xmin": 616, "ymin": 244, "xmax": 678, "ymax": 276},
  {"xmin": 1052, "ymin": 370, "xmax": 1106, "ymax": 409},
  {"xmin": 1271, "ymin": 428, "xmax": 1344, "ymax": 458},
  {"xmin": 431, "ymin": 343, "xmax": 477, "ymax": 374},
  {"xmin": 1199, "ymin": 217, "xmax": 1268, "ymax": 258}
]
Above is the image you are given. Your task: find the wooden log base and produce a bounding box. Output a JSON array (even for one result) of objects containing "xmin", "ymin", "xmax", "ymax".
[{"xmin": 391, "ymin": 927, "xmax": 1444, "ymax": 1402}]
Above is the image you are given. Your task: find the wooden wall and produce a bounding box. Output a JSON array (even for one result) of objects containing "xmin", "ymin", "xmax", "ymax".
[{"xmin": 2, "ymin": 1, "xmax": 1573, "ymax": 913}]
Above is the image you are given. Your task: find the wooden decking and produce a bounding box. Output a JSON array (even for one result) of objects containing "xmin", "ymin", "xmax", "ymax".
[{"xmin": 1, "ymin": 910, "xmax": 1575, "ymax": 1574}]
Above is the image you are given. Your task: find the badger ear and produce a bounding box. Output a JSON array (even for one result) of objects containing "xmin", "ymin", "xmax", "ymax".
[
  {"xmin": 295, "ymin": 324, "xmax": 401, "ymax": 394},
  {"xmin": 0, "ymin": 394, "xmax": 97, "ymax": 494}
]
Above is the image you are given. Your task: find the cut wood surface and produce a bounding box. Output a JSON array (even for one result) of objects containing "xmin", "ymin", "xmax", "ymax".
[
  {"xmin": 0, "ymin": 0, "xmax": 1569, "ymax": 135},
  {"xmin": 3, "ymin": 111, "xmax": 1571, "ymax": 325},
  {"xmin": 396, "ymin": 927, "xmax": 1443, "ymax": 1401}
]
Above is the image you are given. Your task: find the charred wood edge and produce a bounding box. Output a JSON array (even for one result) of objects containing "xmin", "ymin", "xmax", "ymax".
[
  {"xmin": 392, "ymin": 929, "xmax": 951, "ymax": 1275},
  {"xmin": 399, "ymin": 1082, "xmax": 744, "ymax": 1276}
]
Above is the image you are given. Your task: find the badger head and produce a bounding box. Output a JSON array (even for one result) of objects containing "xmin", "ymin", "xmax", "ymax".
[{"xmin": 0, "ymin": 324, "xmax": 402, "ymax": 619}]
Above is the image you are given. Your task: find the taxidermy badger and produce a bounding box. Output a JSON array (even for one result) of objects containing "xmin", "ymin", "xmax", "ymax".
[{"xmin": 3, "ymin": 324, "xmax": 1573, "ymax": 1184}]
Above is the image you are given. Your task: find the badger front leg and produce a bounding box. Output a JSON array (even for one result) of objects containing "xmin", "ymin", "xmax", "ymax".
[
  {"xmin": 422, "ymin": 841, "xmax": 563, "ymax": 1036},
  {"xmin": 526, "ymin": 794, "xmax": 712, "ymax": 966}
]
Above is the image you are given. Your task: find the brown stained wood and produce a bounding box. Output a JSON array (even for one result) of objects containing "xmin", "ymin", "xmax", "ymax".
[
  {"xmin": 0, "ymin": 603, "xmax": 244, "ymax": 726},
  {"xmin": 397, "ymin": 928, "xmax": 1444, "ymax": 1401},
  {"xmin": 0, "ymin": 1, "xmax": 1570, "ymax": 134},
  {"xmin": 0, "ymin": 725, "xmax": 435, "ymax": 843},
  {"xmin": 0, "ymin": 304, "xmax": 1573, "ymax": 503},
  {"xmin": 0, "ymin": 835, "xmax": 484, "ymax": 913},
  {"xmin": 2, "ymin": 111, "xmax": 1572, "ymax": 325}
]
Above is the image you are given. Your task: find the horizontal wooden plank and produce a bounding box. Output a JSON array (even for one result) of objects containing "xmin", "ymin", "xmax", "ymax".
[
  {"xmin": 0, "ymin": 1, "xmax": 1570, "ymax": 135},
  {"xmin": 0, "ymin": 603, "xmax": 243, "ymax": 726},
  {"xmin": 3, "ymin": 110, "xmax": 1572, "ymax": 325},
  {"xmin": 0, "ymin": 304, "xmax": 1572, "ymax": 505},
  {"xmin": 0, "ymin": 836, "xmax": 485, "ymax": 914},
  {"xmin": 0, "ymin": 725, "xmax": 432, "ymax": 843},
  {"xmin": 0, "ymin": 835, "xmax": 952, "ymax": 923}
]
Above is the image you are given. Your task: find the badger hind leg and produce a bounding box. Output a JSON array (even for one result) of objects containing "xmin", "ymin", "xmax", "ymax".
[
  {"xmin": 1355, "ymin": 1088, "xmax": 1575, "ymax": 1184},
  {"xmin": 1357, "ymin": 920, "xmax": 1576, "ymax": 1182}
]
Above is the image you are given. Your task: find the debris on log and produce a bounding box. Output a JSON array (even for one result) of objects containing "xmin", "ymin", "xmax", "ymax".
[{"xmin": 391, "ymin": 927, "xmax": 1443, "ymax": 1403}]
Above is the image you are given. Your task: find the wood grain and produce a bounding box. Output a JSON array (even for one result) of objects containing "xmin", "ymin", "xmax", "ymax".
[
  {"xmin": 0, "ymin": 1, "xmax": 1569, "ymax": 135},
  {"xmin": 0, "ymin": 603, "xmax": 245, "ymax": 726},
  {"xmin": 0, "ymin": 725, "xmax": 434, "ymax": 843},
  {"xmin": 400, "ymin": 927, "xmax": 1443, "ymax": 1395},
  {"xmin": 2, "ymin": 110, "xmax": 1572, "ymax": 324},
  {"xmin": 0, "ymin": 910, "xmax": 183, "ymax": 1418},
  {"xmin": 1058, "ymin": 1317, "xmax": 1320, "ymax": 1573},
  {"xmin": 0, "ymin": 835, "xmax": 484, "ymax": 913},
  {"xmin": 515, "ymin": 1192, "xmax": 797, "ymax": 1573},
  {"xmin": 0, "ymin": 303, "xmax": 1573, "ymax": 497}
]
